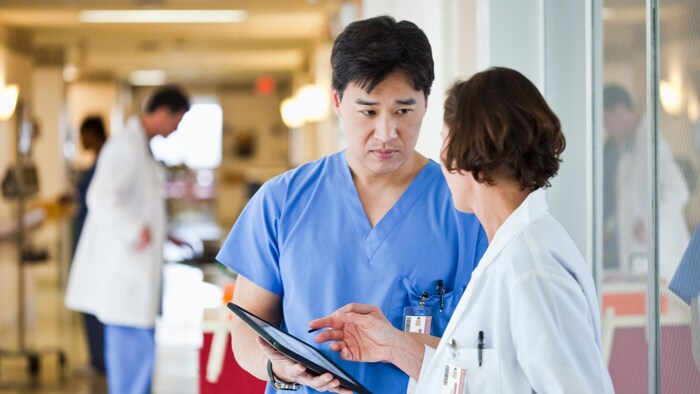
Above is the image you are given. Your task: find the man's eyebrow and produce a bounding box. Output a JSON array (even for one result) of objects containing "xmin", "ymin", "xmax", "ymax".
[
  {"xmin": 355, "ymin": 98, "xmax": 417, "ymax": 105},
  {"xmin": 396, "ymin": 98, "xmax": 417, "ymax": 105},
  {"xmin": 355, "ymin": 98, "xmax": 378, "ymax": 106}
]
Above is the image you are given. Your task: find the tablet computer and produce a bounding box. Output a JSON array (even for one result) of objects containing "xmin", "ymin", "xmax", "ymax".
[{"xmin": 227, "ymin": 302, "xmax": 371, "ymax": 394}]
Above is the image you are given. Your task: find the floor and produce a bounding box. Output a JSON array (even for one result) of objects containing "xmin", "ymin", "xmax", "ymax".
[
  {"xmin": 0, "ymin": 237, "xmax": 108, "ymax": 394},
  {"xmin": 0, "ymin": 217, "xmax": 212, "ymax": 394}
]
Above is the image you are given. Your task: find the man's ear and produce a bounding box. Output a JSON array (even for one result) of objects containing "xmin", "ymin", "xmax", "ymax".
[{"xmin": 332, "ymin": 90, "xmax": 342, "ymax": 116}]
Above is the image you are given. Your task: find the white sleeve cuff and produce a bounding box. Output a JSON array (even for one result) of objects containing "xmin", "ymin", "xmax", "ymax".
[{"xmin": 407, "ymin": 344, "xmax": 436, "ymax": 393}]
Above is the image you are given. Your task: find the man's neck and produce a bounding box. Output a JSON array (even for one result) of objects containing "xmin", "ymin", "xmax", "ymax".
[{"xmin": 349, "ymin": 152, "xmax": 427, "ymax": 191}]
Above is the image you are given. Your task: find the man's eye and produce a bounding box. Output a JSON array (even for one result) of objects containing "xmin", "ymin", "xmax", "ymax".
[
  {"xmin": 361, "ymin": 110, "xmax": 376, "ymax": 116},
  {"xmin": 397, "ymin": 108, "xmax": 413, "ymax": 115}
]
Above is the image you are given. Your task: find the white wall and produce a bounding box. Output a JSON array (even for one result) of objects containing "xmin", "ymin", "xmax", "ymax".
[
  {"xmin": 362, "ymin": 0, "xmax": 452, "ymax": 161},
  {"xmin": 473, "ymin": 0, "xmax": 590, "ymax": 260},
  {"xmin": 66, "ymin": 81, "xmax": 119, "ymax": 169},
  {"xmin": 32, "ymin": 67, "xmax": 68, "ymax": 199},
  {"xmin": 476, "ymin": 0, "xmax": 545, "ymax": 89},
  {"xmin": 363, "ymin": 0, "xmax": 592, "ymax": 260},
  {"xmin": 543, "ymin": 1, "xmax": 591, "ymax": 261}
]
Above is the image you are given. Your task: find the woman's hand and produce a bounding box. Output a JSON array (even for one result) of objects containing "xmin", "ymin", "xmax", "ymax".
[
  {"xmin": 256, "ymin": 338, "xmax": 351, "ymax": 393},
  {"xmin": 310, "ymin": 303, "xmax": 402, "ymax": 364}
]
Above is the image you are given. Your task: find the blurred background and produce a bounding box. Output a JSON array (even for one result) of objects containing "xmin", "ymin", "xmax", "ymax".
[{"xmin": 0, "ymin": 0, "xmax": 698, "ymax": 393}]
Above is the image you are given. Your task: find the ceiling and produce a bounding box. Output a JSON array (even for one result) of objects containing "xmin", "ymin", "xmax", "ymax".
[{"xmin": 0, "ymin": 0, "xmax": 347, "ymax": 87}]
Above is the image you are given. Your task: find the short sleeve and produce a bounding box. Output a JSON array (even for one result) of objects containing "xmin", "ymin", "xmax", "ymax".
[{"xmin": 216, "ymin": 180, "xmax": 284, "ymax": 295}]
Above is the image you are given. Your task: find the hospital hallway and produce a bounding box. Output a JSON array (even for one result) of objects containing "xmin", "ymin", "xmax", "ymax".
[
  {"xmin": 1, "ymin": 0, "xmax": 700, "ymax": 393},
  {"xmin": 0, "ymin": 240, "xmax": 109, "ymax": 393},
  {"xmin": 0, "ymin": 229, "xmax": 243, "ymax": 394}
]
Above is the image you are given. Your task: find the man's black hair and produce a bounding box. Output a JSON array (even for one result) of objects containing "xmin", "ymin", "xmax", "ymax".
[
  {"xmin": 145, "ymin": 85, "xmax": 191, "ymax": 114},
  {"xmin": 80, "ymin": 116, "xmax": 107, "ymax": 141},
  {"xmin": 331, "ymin": 15, "xmax": 434, "ymax": 99},
  {"xmin": 603, "ymin": 84, "xmax": 633, "ymax": 110}
]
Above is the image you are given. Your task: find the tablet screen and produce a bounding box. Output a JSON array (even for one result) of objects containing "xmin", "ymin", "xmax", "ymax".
[
  {"xmin": 245, "ymin": 309, "xmax": 354, "ymax": 380},
  {"xmin": 229, "ymin": 303, "xmax": 356, "ymax": 383}
]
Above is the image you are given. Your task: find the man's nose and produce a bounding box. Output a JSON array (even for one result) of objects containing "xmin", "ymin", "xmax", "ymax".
[{"xmin": 373, "ymin": 114, "xmax": 397, "ymax": 142}]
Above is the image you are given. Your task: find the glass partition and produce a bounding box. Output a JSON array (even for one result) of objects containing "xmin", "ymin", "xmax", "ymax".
[{"xmin": 599, "ymin": 0, "xmax": 700, "ymax": 391}]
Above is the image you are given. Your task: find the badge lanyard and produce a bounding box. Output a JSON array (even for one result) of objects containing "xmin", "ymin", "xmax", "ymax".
[{"xmin": 403, "ymin": 291, "xmax": 434, "ymax": 335}]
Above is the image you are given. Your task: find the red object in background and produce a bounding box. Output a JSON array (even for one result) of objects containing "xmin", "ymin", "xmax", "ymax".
[
  {"xmin": 199, "ymin": 332, "xmax": 267, "ymax": 394},
  {"xmin": 608, "ymin": 326, "xmax": 700, "ymax": 393},
  {"xmin": 602, "ymin": 292, "xmax": 668, "ymax": 315},
  {"xmin": 255, "ymin": 75, "xmax": 276, "ymax": 96}
]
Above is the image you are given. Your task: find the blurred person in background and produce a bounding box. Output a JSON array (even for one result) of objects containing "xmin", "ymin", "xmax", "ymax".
[
  {"xmin": 72, "ymin": 115, "xmax": 108, "ymax": 376},
  {"xmin": 603, "ymin": 84, "xmax": 690, "ymax": 280},
  {"xmin": 65, "ymin": 87, "xmax": 190, "ymax": 394}
]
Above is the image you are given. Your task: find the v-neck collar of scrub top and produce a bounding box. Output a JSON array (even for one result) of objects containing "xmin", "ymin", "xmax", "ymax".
[
  {"xmin": 469, "ymin": 189, "xmax": 549, "ymax": 280},
  {"xmin": 336, "ymin": 150, "xmax": 440, "ymax": 262}
]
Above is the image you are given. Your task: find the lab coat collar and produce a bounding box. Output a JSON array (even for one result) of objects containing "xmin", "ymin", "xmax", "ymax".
[
  {"xmin": 471, "ymin": 189, "xmax": 549, "ymax": 277},
  {"xmin": 125, "ymin": 116, "xmax": 152, "ymax": 155}
]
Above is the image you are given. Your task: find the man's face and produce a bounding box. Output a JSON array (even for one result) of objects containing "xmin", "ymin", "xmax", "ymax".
[
  {"xmin": 80, "ymin": 131, "xmax": 100, "ymax": 151},
  {"xmin": 333, "ymin": 71, "xmax": 427, "ymax": 177},
  {"xmin": 155, "ymin": 107, "xmax": 186, "ymax": 138},
  {"xmin": 603, "ymin": 104, "xmax": 636, "ymax": 143}
]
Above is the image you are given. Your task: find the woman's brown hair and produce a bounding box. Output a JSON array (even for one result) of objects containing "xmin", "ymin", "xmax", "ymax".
[{"xmin": 442, "ymin": 67, "xmax": 565, "ymax": 190}]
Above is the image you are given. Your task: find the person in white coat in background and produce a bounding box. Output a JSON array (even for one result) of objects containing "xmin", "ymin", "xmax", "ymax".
[
  {"xmin": 603, "ymin": 84, "xmax": 690, "ymax": 281},
  {"xmin": 65, "ymin": 86, "xmax": 190, "ymax": 394},
  {"xmin": 310, "ymin": 68, "xmax": 614, "ymax": 393}
]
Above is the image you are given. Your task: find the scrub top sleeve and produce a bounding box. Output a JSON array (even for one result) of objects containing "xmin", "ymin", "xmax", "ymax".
[
  {"xmin": 510, "ymin": 273, "xmax": 610, "ymax": 394},
  {"xmin": 216, "ymin": 181, "xmax": 284, "ymax": 295}
]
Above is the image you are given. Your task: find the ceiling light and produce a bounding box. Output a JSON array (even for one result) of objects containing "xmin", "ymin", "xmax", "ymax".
[
  {"xmin": 660, "ymin": 80, "xmax": 683, "ymax": 115},
  {"xmin": 80, "ymin": 10, "xmax": 248, "ymax": 24},
  {"xmin": 129, "ymin": 70, "xmax": 167, "ymax": 86},
  {"xmin": 0, "ymin": 85, "xmax": 19, "ymax": 121}
]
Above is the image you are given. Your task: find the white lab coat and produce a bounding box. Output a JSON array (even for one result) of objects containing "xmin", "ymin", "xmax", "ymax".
[
  {"xmin": 65, "ymin": 116, "xmax": 166, "ymax": 328},
  {"xmin": 410, "ymin": 190, "xmax": 614, "ymax": 394},
  {"xmin": 615, "ymin": 118, "xmax": 690, "ymax": 280}
]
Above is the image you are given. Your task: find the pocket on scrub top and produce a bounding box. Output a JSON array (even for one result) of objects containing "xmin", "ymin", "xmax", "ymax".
[
  {"xmin": 441, "ymin": 346, "xmax": 501, "ymax": 394},
  {"xmin": 386, "ymin": 276, "xmax": 466, "ymax": 335}
]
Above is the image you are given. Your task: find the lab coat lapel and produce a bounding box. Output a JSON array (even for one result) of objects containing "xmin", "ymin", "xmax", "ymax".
[{"xmin": 435, "ymin": 190, "xmax": 549, "ymax": 351}]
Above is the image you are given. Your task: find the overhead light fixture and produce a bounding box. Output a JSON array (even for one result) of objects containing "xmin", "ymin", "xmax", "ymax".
[
  {"xmin": 129, "ymin": 70, "xmax": 167, "ymax": 86},
  {"xmin": 63, "ymin": 63, "xmax": 80, "ymax": 83},
  {"xmin": 0, "ymin": 84, "xmax": 19, "ymax": 121},
  {"xmin": 79, "ymin": 10, "xmax": 248, "ymax": 24},
  {"xmin": 280, "ymin": 84, "xmax": 330, "ymax": 128},
  {"xmin": 296, "ymin": 84, "xmax": 329, "ymax": 122},
  {"xmin": 281, "ymin": 97, "xmax": 305, "ymax": 129},
  {"xmin": 660, "ymin": 79, "xmax": 683, "ymax": 115}
]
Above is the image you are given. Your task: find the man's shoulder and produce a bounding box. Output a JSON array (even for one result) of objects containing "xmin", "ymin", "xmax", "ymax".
[{"xmin": 265, "ymin": 152, "xmax": 341, "ymax": 191}]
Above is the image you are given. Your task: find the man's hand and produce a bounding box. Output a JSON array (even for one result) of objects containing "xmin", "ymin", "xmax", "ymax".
[
  {"xmin": 134, "ymin": 226, "xmax": 152, "ymax": 250},
  {"xmin": 257, "ymin": 338, "xmax": 351, "ymax": 393}
]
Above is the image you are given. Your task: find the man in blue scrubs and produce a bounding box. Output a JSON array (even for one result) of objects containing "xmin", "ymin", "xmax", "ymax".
[{"xmin": 217, "ymin": 15, "xmax": 487, "ymax": 393}]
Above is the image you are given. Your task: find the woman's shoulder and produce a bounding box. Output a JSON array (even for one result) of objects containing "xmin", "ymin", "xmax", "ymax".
[{"xmin": 500, "ymin": 216, "xmax": 588, "ymax": 281}]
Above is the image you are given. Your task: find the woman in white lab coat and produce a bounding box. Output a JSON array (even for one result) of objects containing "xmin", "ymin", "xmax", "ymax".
[{"xmin": 311, "ymin": 67, "xmax": 614, "ymax": 393}]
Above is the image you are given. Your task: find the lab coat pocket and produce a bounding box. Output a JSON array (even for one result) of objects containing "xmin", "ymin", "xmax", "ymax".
[{"xmin": 441, "ymin": 347, "xmax": 500, "ymax": 394}]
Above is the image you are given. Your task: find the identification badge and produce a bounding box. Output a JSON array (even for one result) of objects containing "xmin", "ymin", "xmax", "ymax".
[
  {"xmin": 441, "ymin": 361, "xmax": 469, "ymax": 394},
  {"xmin": 440, "ymin": 334, "xmax": 500, "ymax": 394},
  {"xmin": 403, "ymin": 291, "xmax": 433, "ymax": 334}
]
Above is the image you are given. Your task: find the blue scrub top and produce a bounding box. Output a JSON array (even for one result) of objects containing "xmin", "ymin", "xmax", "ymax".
[{"xmin": 217, "ymin": 151, "xmax": 487, "ymax": 394}]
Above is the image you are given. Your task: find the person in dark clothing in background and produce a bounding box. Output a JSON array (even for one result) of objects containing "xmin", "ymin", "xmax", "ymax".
[{"xmin": 73, "ymin": 115, "xmax": 107, "ymax": 375}]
